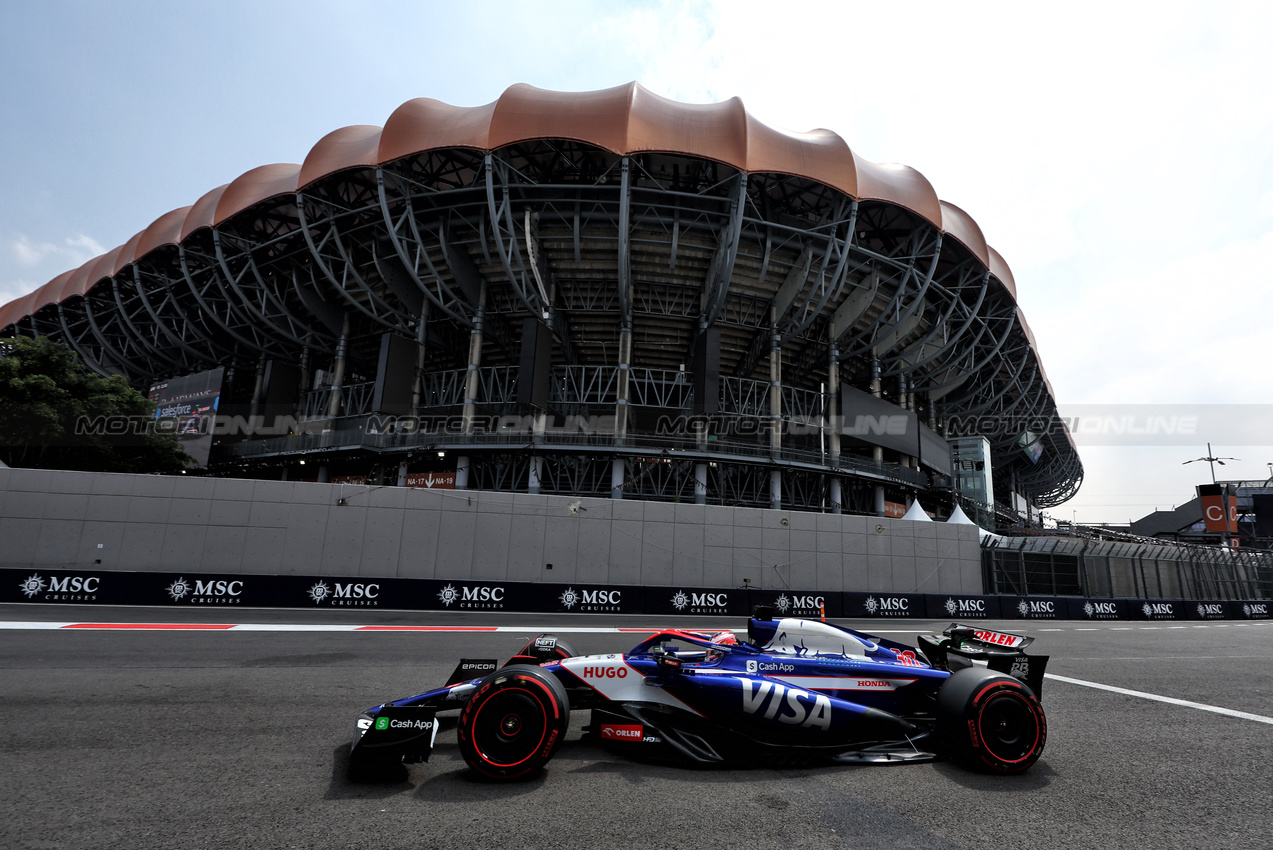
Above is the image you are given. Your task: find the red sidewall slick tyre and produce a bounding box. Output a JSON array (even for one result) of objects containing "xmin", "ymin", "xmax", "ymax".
[
  {"xmin": 458, "ymin": 664, "xmax": 570, "ymax": 781},
  {"xmin": 937, "ymin": 667, "xmax": 1047, "ymax": 774}
]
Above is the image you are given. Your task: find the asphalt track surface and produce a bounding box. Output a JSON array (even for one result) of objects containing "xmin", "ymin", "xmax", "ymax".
[{"xmin": 2, "ymin": 604, "xmax": 1271, "ymax": 850}]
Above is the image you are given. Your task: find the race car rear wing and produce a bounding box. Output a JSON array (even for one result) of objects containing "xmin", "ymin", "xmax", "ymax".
[{"xmin": 917, "ymin": 623, "xmax": 1049, "ymax": 699}]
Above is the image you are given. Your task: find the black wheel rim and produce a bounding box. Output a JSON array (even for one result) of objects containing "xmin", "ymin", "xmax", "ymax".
[
  {"xmin": 978, "ymin": 692, "xmax": 1038, "ymax": 763},
  {"xmin": 472, "ymin": 688, "xmax": 548, "ymax": 768}
]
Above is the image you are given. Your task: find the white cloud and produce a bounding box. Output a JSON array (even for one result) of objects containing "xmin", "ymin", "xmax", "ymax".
[
  {"xmin": 64, "ymin": 234, "xmax": 106, "ymax": 260},
  {"xmin": 10, "ymin": 233, "xmax": 104, "ymax": 270},
  {"xmin": 0, "ymin": 281, "xmax": 35, "ymax": 308},
  {"xmin": 13, "ymin": 236, "xmax": 56, "ymax": 267}
]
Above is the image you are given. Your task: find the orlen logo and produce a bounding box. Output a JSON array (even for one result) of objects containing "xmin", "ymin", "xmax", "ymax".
[
  {"xmin": 974, "ymin": 630, "xmax": 1023, "ymax": 648},
  {"xmin": 582, "ymin": 666, "xmax": 628, "ymax": 679},
  {"xmin": 740, "ymin": 680, "xmax": 831, "ymax": 731},
  {"xmin": 600, "ymin": 724, "xmax": 643, "ymax": 741}
]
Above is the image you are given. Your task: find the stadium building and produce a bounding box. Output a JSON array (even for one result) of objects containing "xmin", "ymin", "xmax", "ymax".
[{"xmin": 0, "ymin": 83, "xmax": 1082, "ymax": 526}]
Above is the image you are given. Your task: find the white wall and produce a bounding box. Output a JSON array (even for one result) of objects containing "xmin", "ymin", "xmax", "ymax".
[{"xmin": 0, "ymin": 467, "xmax": 983, "ymax": 594}]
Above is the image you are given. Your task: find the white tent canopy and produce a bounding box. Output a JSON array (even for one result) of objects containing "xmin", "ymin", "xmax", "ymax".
[
  {"xmin": 945, "ymin": 502, "xmax": 1004, "ymax": 543},
  {"xmin": 901, "ymin": 500, "xmax": 932, "ymax": 522}
]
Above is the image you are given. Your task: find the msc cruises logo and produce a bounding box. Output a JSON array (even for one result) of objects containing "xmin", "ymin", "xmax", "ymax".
[
  {"xmin": 438, "ymin": 584, "xmax": 506, "ymax": 608},
  {"xmin": 864, "ymin": 596, "xmax": 910, "ymax": 616},
  {"xmin": 165, "ymin": 577, "xmax": 243, "ymax": 604},
  {"xmin": 559, "ymin": 587, "xmax": 621, "ymax": 611},
  {"xmin": 308, "ymin": 582, "xmax": 380, "ymax": 606},
  {"xmin": 166, "ymin": 577, "xmax": 193, "ymax": 601},
  {"xmin": 19, "ymin": 574, "xmax": 46, "ymax": 598},
  {"xmin": 670, "ymin": 590, "xmax": 727, "ymax": 613}
]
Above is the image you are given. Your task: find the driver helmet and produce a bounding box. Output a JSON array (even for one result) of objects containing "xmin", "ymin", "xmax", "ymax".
[{"xmin": 705, "ymin": 629, "xmax": 738, "ymax": 662}]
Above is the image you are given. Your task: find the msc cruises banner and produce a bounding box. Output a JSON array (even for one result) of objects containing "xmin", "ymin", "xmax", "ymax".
[{"xmin": 1, "ymin": 568, "xmax": 1264, "ymax": 621}]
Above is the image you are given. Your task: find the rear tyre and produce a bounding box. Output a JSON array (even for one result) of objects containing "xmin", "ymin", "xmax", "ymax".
[
  {"xmin": 937, "ymin": 667, "xmax": 1047, "ymax": 774},
  {"xmin": 457, "ymin": 664, "xmax": 570, "ymax": 781}
]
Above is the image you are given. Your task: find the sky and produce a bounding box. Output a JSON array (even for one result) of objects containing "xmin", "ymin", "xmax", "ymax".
[{"xmin": 2, "ymin": 0, "xmax": 1270, "ymax": 523}]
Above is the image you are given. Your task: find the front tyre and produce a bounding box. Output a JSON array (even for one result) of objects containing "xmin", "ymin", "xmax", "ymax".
[
  {"xmin": 457, "ymin": 664, "xmax": 570, "ymax": 781},
  {"xmin": 937, "ymin": 667, "xmax": 1047, "ymax": 774}
]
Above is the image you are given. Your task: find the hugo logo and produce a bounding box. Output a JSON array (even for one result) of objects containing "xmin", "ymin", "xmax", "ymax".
[{"xmin": 583, "ymin": 666, "xmax": 627, "ymax": 679}]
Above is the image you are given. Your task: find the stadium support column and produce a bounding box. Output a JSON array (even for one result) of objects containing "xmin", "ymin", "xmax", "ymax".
[
  {"xmin": 827, "ymin": 326, "xmax": 842, "ymax": 514},
  {"xmin": 296, "ymin": 344, "xmax": 311, "ymax": 420},
  {"xmin": 411, "ymin": 300, "xmax": 430, "ymax": 414},
  {"xmin": 325, "ymin": 315, "xmax": 351, "ymax": 432},
  {"xmin": 899, "ymin": 375, "xmax": 914, "ymax": 470},
  {"xmin": 529, "ymin": 408, "xmax": 545, "ymax": 495},
  {"xmin": 455, "ymin": 283, "xmax": 486, "ymax": 490},
  {"xmin": 871, "ymin": 351, "xmax": 885, "ymax": 516},
  {"xmin": 769, "ymin": 309, "xmax": 782, "ymax": 510},
  {"xmin": 248, "ymin": 354, "xmax": 266, "ymax": 430},
  {"xmin": 612, "ymin": 321, "xmax": 631, "ymax": 498}
]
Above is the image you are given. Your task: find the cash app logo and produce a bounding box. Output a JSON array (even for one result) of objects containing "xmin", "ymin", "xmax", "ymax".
[{"xmin": 375, "ymin": 717, "xmax": 389, "ymax": 730}]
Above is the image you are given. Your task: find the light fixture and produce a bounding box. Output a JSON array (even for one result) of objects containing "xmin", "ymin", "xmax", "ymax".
[{"xmin": 437, "ymin": 451, "xmax": 446, "ymax": 458}]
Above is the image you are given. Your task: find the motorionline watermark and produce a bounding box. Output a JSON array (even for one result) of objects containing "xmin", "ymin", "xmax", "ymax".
[{"xmin": 9, "ymin": 404, "xmax": 1267, "ymax": 447}]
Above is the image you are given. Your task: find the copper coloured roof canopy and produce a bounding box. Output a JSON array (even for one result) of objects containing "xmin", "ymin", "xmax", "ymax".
[{"xmin": 1, "ymin": 80, "xmax": 1021, "ymax": 325}]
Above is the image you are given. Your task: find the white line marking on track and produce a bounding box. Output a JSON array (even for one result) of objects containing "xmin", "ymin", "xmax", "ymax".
[{"xmin": 1044, "ymin": 673, "xmax": 1273, "ymax": 725}]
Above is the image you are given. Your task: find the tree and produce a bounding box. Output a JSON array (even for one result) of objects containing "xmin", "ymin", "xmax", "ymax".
[{"xmin": 0, "ymin": 336, "xmax": 194, "ymax": 473}]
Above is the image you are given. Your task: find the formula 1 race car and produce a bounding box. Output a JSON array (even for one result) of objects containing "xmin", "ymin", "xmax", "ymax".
[{"xmin": 349, "ymin": 610, "xmax": 1049, "ymax": 781}]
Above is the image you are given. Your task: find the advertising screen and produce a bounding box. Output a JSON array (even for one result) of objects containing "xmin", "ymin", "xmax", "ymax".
[{"xmin": 148, "ymin": 367, "xmax": 224, "ymax": 467}]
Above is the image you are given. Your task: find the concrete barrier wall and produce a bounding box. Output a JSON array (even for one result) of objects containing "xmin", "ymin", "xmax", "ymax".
[{"xmin": 0, "ymin": 467, "xmax": 983, "ymax": 594}]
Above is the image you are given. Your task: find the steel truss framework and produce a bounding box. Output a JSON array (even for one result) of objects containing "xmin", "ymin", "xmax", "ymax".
[{"xmin": 3, "ymin": 141, "xmax": 1082, "ymax": 512}]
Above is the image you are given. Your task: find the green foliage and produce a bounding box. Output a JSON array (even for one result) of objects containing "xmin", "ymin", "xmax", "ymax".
[{"xmin": 0, "ymin": 336, "xmax": 193, "ymax": 473}]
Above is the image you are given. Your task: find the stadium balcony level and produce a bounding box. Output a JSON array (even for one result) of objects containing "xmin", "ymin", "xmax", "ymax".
[{"xmin": 212, "ymin": 421, "xmax": 933, "ymax": 491}]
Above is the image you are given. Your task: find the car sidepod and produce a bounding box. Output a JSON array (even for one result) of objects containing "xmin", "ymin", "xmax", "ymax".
[{"xmin": 657, "ymin": 658, "xmax": 939, "ymax": 748}]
